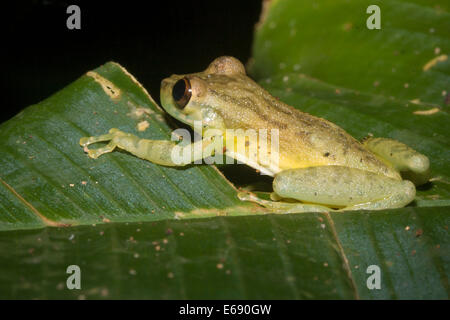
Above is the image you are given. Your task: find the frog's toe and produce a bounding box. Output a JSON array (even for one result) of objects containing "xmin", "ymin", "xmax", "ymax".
[
  {"xmin": 87, "ymin": 147, "xmax": 108, "ymax": 159},
  {"xmin": 79, "ymin": 137, "xmax": 90, "ymax": 146},
  {"xmin": 79, "ymin": 135, "xmax": 106, "ymax": 147},
  {"xmin": 239, "ymin": 190, "xmax": 332, "ymax": 213},
  {"xmin": 85, "ymin": 141, "xmax": 117, "ymax": 159},
  {"xmin": 108, "ymin": 128, "xmax": 127, "ymax": 136},
  {"xmin": 79, "ymin": 131, "xmax": 118, "ymax": 150},
  {"xmin": 237, "ymin": 191, "xmax": 258, "ymax": 202},
  {"xmin": 87, "ymin": 149, "xmax": 100, "ymax": 159}
]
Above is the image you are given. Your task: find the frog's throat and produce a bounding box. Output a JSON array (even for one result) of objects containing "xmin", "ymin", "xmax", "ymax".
[{"xmin": 165, "ymin": 104, "xmax": 199, "ymax": 128}]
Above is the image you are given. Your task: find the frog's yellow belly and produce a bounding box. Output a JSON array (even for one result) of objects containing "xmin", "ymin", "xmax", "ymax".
[
  {"xmin": 228, "ymin": 128, "xmax": 401, "ymax": 180},
  {"xmin": 276, "ymin": 136, "xmax": 401, "ymax": 180}
]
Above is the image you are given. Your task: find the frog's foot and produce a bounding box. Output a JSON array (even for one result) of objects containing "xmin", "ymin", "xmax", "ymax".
[
  {"xmin": 80, "ymin": 128, "xmax": 125, "ymax": 159},
  {"xmin": 238, "ymin": 191, "xmax": 333, "ymax": 214}
]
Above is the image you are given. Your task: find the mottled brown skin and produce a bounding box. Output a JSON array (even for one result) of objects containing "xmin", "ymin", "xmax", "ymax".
[{"xmin": 161, "ymin": 57, "xmax": 399, "ymax": 179}]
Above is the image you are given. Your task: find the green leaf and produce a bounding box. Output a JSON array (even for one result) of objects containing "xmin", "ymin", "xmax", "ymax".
[
  {"xmin": 0, "ymin": 62, "xmax": 260, "ymax": 231},
  {"xmin": 1, "ymin": 0, "xmax": 449, "ymax": 299},
  {"xmin": 0, "ymin": 207, "xmax": 448, "ymax": 299},
  {"xmin": 251, "ymin": 0, "xmax": 450, "ymax": 106},
  {"xmin": 250, "ymin": 0, "xmax": 450, "ymax": 204}
]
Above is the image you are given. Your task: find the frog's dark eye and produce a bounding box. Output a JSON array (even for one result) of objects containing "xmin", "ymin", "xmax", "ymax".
[{"xmin": 172, "ymin": 78, "xmax": 192, "ymax": 109}]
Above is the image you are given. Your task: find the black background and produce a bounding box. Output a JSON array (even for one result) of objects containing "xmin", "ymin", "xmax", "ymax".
[
  {"xmin": 1, "ymin": 299, "xmax": 438, "ymax": 316},
  {"xmin": 1, "ymin": 0, "xmax": 261, "ymax": 123}
]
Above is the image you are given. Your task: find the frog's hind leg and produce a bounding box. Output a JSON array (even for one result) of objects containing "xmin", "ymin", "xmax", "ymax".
[
  {"xmin": 269, "ymin": 166, "xmax": 415, "ymax": 212},
  {"xmin": 238, "ymin": 191, "xmax": 333, "ymax": 213},
  {"xmin": 362, "ymin": 137, "xmax": 430, "ymax": 186}
]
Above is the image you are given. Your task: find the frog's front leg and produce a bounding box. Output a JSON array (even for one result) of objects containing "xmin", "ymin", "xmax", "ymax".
[
  {"xmin": 240, "ymin": 165, "xmax": 416, "ymax": 213},
  {"xmin": 80, "ymin": 128, "xmax": 220, "ymax": 166},
  {"xmin": 362, "ymin": 137, "xmax": 430, "ymax": 186}
]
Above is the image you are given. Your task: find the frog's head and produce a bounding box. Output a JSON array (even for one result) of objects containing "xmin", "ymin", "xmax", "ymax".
[{"xmin": 160, "ymin": 56, "xmax": 247, "ymax": 133}]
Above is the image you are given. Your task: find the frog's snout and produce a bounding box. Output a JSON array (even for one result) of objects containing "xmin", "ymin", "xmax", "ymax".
[
  {"xmin": 160, "ymin": 78, "xmax": 170, "ymax": 92},
  {"xmin": 160, "ymin": 79, "xmax": 172, "ymax": 104}
]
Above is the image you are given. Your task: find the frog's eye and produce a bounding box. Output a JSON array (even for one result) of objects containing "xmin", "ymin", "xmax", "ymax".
[{"xmin": 172, "ymin": 78, "xmax": 192, "ymax": 109}]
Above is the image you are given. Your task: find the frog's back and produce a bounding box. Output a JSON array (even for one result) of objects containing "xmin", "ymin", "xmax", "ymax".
[
  {"xmin": 211, "ymin": 74, "xmax": 400, "ymax": 179},
  {"xmin": 279, "ymin": 105, "xmax": 400, "ymax": 179}
]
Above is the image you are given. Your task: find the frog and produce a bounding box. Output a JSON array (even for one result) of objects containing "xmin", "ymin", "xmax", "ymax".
[{"xmin": 79, "ymin": 56, "xmax": 430, "ymax": 213}]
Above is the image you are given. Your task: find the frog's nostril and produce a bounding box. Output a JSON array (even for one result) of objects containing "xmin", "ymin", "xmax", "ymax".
[{"xmin": 172, "ymin": 78, "xmax": 192, "ymax": 109}]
